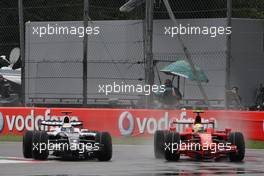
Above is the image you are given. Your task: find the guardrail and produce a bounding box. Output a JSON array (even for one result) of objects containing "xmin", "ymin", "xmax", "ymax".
[{"xmin": 27, "ymin": 97, "xmax": 225, "ymax": 108}]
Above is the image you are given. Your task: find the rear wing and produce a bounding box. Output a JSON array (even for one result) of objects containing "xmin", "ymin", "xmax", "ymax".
[
  {"xmin": 40, "ymin": 120, "xmax": 83, "ymax": 127},
  {"xmin": 70, "ymin": 121, "xmax": 83, "ymax": 127},
  {"xmin": 171, "ymin": 120, "xmax": 215, "ymax": 129},
  {"xmin": 172, "ymin": 121, "xmax": 215, "ymax": 125},
  {"xmin": 41, "ymin": 120, "xmax": 63, "ymax": 126}
]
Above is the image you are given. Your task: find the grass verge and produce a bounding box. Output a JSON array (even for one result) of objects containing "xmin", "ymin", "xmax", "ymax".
[
  {"xmin": 0, "ymin": 135, "xmax": 22, "ymax": 142},
  {"xmin": 1, "ymin": 135, "xmax": 264, "ymax": 149},
  {"xmin": 246, "ymin": 140, "xmax": 264, "ymax": 149},
  {"xmin": 0, "ymin": 135, "xmax": 152, "ymax": 144}
]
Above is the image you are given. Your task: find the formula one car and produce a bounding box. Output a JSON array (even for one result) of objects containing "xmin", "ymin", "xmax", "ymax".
[
  {"xmin": 154, "ymin": 111, "xmax": 245, "ymax": 162},
  {"xmin": 23, "ymin": 112, "xmax": 112, "ymax": 161}
]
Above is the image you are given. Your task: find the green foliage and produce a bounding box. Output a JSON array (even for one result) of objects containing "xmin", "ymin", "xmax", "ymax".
[{"xmin": 233, "ymin": 0, "xmax": 264, "ymax": 18}]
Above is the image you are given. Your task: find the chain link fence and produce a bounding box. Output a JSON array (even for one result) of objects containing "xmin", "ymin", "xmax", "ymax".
[
  {"xmin": 0, "ymin": 0, "xmax": 20, "ymax": 63},
  {"xmin": 22, "ymin": 0, "xmax": 144, "ymax": 107},
  {"xmin": 0, "ymin": 0, "xmax": 263, "ymax": 108}
]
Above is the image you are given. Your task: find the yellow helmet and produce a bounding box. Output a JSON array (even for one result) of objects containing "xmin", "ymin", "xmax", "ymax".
[{"xmin": 193, "ymin": 123, "xmax": 203, "ymax": 132}]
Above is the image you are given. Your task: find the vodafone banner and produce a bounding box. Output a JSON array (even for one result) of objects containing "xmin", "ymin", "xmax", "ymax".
[{"xmin": 0, "ymin": 107, "xmax": 264, "ymax": 141}]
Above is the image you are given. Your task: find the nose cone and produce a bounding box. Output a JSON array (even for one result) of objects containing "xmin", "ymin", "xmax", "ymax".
[{"xmin": 199, "ymin": 133, "xmax": 213, "ymax": 147}]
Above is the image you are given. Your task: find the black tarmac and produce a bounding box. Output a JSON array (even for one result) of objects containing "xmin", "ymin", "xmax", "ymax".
[{"xmin": 0, "ymin": 142, "xmax": 263, "ymax": 176}]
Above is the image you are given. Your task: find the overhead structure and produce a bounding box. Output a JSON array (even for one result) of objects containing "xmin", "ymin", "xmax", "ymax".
[
  {"xmin": 119, "ymin": 0, "xmax": 145, "ymax": 12},
  {"xmin": 162, "ymin": 0, "xmax": 210, "ymax": 106}
]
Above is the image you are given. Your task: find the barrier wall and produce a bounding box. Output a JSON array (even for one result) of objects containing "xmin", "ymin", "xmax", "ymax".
[{"xmin": 0, "ymin": 107, "xmax": 263, "ymax": 140}]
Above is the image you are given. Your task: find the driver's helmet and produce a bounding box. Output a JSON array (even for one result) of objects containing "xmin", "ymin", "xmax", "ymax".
[
  {"xmin": 193, "ymin": 115, "xmax": 203, "ymax": 132},
  {"xmin": 193, "ymin": 123, "xmax": 204, "ymax": 132},
  {"xmin": 61, "ymin": 123, "xmax": 74, "ymax": 133},
  {"xmin": 64, "ymin": 116, "xmax": 70, "ymax": 123}
]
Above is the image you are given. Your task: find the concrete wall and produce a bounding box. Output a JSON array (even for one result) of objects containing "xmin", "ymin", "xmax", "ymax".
[
  {"xmin": 153, "ymin": 19, "xmax": 227, "ymax": 103},
  {"xmin": 230, "ymin": 19, "xmax": 264, "ymax": 106},
  {"xmin": 25, "ymin": 21, "xmax": 144, "ymax": 104},
  {"xmin": 25, "ymin": 19, "xmax": 227, "ymax": 105}
]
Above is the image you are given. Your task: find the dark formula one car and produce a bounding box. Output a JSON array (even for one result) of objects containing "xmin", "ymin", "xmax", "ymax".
[
  {"xmin": 154, "ymin": 111, "xmax": 245, "ymax": 162},
  {"xmin": 23, "ymin": 113, "xmax": 112, "ymax": 161}
]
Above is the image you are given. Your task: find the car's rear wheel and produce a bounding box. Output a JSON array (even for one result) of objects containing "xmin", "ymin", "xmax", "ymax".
[
  {"xmin": 23, "ymin": 131, "xmax": 33, "ymax": 158},
  {"xmin": 154, "ymin": 130, "xmax": 168, "ymax": 159},
  {"xmin": 32, "ymin": 131, "xmax": 49, "ymax": 160},
  {"xmin": 228, "ymin": 132, "xmax": 245, "ymax": 162},
  {"xmin": 96, "ymin": 132, "xmax": 112, "ymax": 161},
  {"xmin": 164, "ymin": 132, "xmax": 180, "ymax": 161}
]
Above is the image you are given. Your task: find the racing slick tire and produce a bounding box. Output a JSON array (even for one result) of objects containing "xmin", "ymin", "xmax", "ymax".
[
  {"xmin": 32, "ymin": 131, "xmax": 49, "ymax": 160},
  {"xmin": 164, "ymin": 132, "xmax": 180, "ymax": 161},
  {"xmin": 96, "ymin": 132, "xmax": 112, "ymax": 161},
  {"xmin": 154, "ymin": 130, "xmax": 168, "ymax": 159},
  {"xmin": 23, "ymin": 131, "xmax": 33, "ymax": 158},
  {"xmin": 228, "ymin": 132, "xmax": 245, "ymax": 162}
]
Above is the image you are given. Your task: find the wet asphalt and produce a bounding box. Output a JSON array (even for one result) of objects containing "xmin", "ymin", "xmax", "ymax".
[{"xmin": 0, "ymin": 142, "xmax": 264, "ymax": 176}]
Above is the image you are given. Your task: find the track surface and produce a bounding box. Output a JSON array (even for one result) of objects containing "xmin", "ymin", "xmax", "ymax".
[{"xmin": 0, "ymin": 142, "xmax": 264, "ymax": 176}]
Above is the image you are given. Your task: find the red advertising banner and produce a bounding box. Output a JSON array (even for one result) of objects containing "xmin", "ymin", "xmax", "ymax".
[{"xmin": 0, "ymin": 107, "xmax": 263, "ymax": 141}]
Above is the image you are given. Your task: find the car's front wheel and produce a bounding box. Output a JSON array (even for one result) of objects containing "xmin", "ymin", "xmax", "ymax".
[
  {"xmin": 164, "ymin": 132, "xmax": 180, "ymax": 161},
  {"xmin": 228, "ymin": 132, "xmax": 245, "ymax": 162},
  {"xmin": 32, "ymin": 131, "xmax": 49, "ymax": 160},
  {"xmin": 154, "ymin": 130, "xmax": 168, "ymax": 159},
  {"xmin": 23, "ymin": 131, "xmax": 33, "ymax": 158},
  {"xmin": 96, "ymin": 132, "xmax": 112, "ymax": 161}
]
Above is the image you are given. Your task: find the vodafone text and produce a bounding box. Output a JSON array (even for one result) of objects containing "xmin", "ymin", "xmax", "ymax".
[
  {"xmin": 1, "ymin": 109, "xmax": 78, "ymax": 132},
  {"xmin": 118, "ymin": 111, "xmax": 210, "ymax": 136}
]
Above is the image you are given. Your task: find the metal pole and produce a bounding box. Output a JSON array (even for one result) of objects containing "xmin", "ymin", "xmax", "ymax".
[
  {"xmin": 177, "ymin": 76, "xmax": 180, "ymax": 89},
  {"xmin": 163, "ymin": 0, "xmax": 210, "ymax": 107},
  {"xmin": 144, "ymin": 0, "xmax": 154, "ymax": 107},
  {"xmin": 225, "ymin": 0, "xmax": 232, "ymax": 109},
  {"xmin": 83, "ymin": 0, "xmax": 89, "ymax": 106},
  {"xmin": 18, "ymin": 0, "xmax": 25, "ymax": 106}
]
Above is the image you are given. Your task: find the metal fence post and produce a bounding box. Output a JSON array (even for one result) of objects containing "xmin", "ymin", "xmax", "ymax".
[
  {"xmin": 144, "ymin": 0, "xmax": 154, "ymax": 107},
  {"xmin": 225, "ymin": 0, "xmax": 232, "ymax": 109},
  {"xmin": 83, "ymin": 0, "xmax": 89, "ymax": 106},
  {"xmin": 18, "ymin": 0, "xmax": 25, "ymax": 106}
]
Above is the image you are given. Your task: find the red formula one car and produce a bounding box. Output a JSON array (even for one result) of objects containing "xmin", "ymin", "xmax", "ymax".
[{"xmin": 154, "ymin": 111, "xmax": 245, "ymax": 162}]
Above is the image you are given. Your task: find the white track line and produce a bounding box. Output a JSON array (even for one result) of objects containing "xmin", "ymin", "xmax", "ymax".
[{"xmin": 0, "ymin": 156, "xmax": 49, "ymax": 164}]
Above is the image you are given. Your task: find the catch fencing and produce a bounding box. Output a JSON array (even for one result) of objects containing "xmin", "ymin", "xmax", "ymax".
[{"xmin": 0, "ymin": 0, "xmax": 263, "ymax": 108}]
